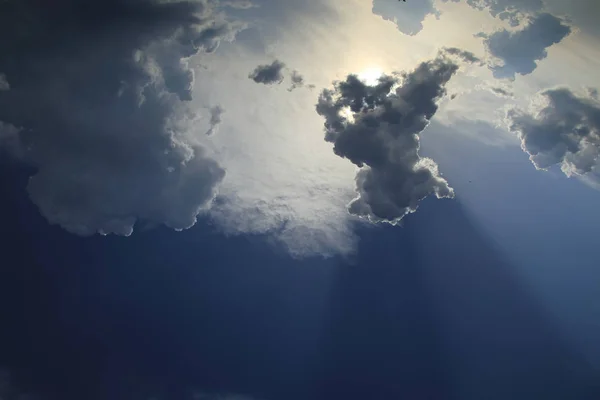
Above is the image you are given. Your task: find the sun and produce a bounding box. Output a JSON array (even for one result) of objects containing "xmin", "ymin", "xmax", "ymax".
[{"xmin": 358, "ymin": 67, "xmax": 384, "ymax": 86}]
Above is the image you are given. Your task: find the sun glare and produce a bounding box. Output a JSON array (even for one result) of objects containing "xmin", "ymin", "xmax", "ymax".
[{"xmin": 358, "ymin": 67, "xmax": 384, "ymax": 86}]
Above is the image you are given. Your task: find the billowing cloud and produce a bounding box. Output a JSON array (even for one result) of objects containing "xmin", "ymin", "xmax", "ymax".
[
  {"xmin": 478, "ymin": 12, "xmax": 571, "ymax": 79},
  {"xmin": 205, "ymin": 105, "xmax": 225, "ymax": 135},
  {"xmin": 248, "ymin": 60, "xmax": 286, "ymax": 85},
  {"xmin": 316, "ymin": 53, "xmax": 464, "ymax": 224},
  {"xmin": 0, "ymin": 0, "xmax": 242, "ymax": 236},
  {"xmin": 507, "ymin": 87, "xmax": 600, "ymax": 177}
]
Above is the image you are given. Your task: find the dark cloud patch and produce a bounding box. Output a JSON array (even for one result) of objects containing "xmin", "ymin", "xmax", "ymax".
[
  {"xmin": 248, "ymin": 59, "xmax": 286, "ymax": 85},
  {"xmin": 466, "ymin": 0, "xmax": 544, "ymax": 26},
  {"xmin": 507, "ymin": 87, "xmax": 600, "ymax": 177},
  {"xmin": 478, "ymin": 13, "xmax": 571, "ymax": 79},
  {"xmin": 316, "ymin": 54, "xmax": 462, "ymax": 224},
  {"xmin": 490, "ymin": 86, "xmax": 514, "ymax": 97},
  {"xmin": 441, "ymin": 47, "xmax": 483, "ymax": 65},
  {"xmin": 0, "ymin": 0, "xmax": 241, "ymax": 236},
  {"xmin": 206, "ymin": 105, "xmax": 225, "ymax": 136},
  {"xmin": 372, "ymin": 0, "xmax": 440, "ymax": 36},
  {"xmin": 0, "ymin": 73, "xmax": 8, "ymax": 91}
]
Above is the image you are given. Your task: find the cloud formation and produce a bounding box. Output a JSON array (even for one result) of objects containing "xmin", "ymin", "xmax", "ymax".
[
  {"xmin": 316, "ymin": 53, "xmax": 465, "ymax": 224},
  {"xmin": 466, "ymin": 0, "xmax": 543, "ymax": 25},
  {"xmin": 248, "ymin": 60, "xmax": 286, "ymax": 85},
  {"xmin": 0, "ymin": 73, "xmax": 8, "ymax": 91},
  {"xmin": 0, "ymin": 0, "xmax": 241, "ymax": 236},
  {"xmin": 205, "ymin": 105, "xmax": 225, "ymax": 136},
  {"xmin": 372, "ymin": 0, "xmax": 440, "ymax": 36},
  {"xmin": 507, "ymin": 87, "xmax": 600, "ymax": 177},
  {"xmin": 478, "ymin": 12, "xmax": 571, "ymax": 79}
]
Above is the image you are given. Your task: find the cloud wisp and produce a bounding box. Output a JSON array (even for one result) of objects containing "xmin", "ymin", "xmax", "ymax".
[
  {"xmin": 0, "ymin": 0, "xmax": 243, "ymax": 236},
  {"xmin": 316, "ymin": 53, "xmax": 470, "ymax": 224}
]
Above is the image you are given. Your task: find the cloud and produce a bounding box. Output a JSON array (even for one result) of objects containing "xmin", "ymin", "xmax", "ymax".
[
  {"xmin": 465, "ymin": 0, "xmax": 544, "ymax": 25},
  {"xmin": 0, "ymin": 368, "xmax": 39, "ymax": 400},
  {"xmin": 507, "ymin": 87, "xmax": 600, "ymax": 177},
  {"xmin": 287, "ymin": 70, "xmax": 313, "ymax": 92},
  {"xmin": 478, "ymin": 12, "xmax": 571, "ymax": 79},
  {"xmin": 316, "ymin": 53, "xmax": 464, "ymax": 224},
  {"xmin": 0, "ymin": 73, "xmax": 8, "ymax": 91},
  {"xmin": 206, "ymin": 105, "xmax": 225, "ymax": 136},
  {"xmin": 441, "ymin": 47, "xmax": 483, "ymax": 65},
  {"xmin": 248, "ymin": 60, "xmax": 286, "ymax": 85},
  {"xmin": 490, "ymin": 86, "xmax": 514, "ymax": 97},
  {"xmin": 372, "ymin": 0, "xmax": 440, "ymax": 36},
  {"xmin": 0, "ymin": 0, "xmax": 242, "ymax": 236}
]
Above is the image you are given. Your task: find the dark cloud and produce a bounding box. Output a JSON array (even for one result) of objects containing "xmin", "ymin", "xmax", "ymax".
[
  {"xmin": 490, "ymin": 86, "xmax": 514, "ymax": 97},
  {"xmin": 372, "ymin": 0, "xmax": 440, "ymax": 36},
  {"xmin": 0, "ymin": 0, "xmax": 241, "ymax": 236},
  {"xmin": 441, "ymin": 47, "xmax": 483, "ymax": 65},
  {"xmin": 248, "ymin": 59, "xmax": 286, "ymax": 85},
  {"xmin": 466, "ymin": 0, "xmax": 543, "ymax": 25},
  {"xmin": 507, "ymin": 87, "xmax": 600, "ymax": 177},
  {"xmin": 316, "ymin": 54, "xmax": 464, "ymax": 224},
  {"xmin": 205, "ymin": 105, "xmax": 225, "ymax": 136},
  {"xmin": 478, "ymin": 12, "xmax": 571, "ymax": 79},
  {"xmin": 0, "ymin": 73, "xmax": 8, "ymax": 91}
]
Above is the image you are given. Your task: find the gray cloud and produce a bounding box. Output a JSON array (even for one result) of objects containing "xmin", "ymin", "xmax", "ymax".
[
  {"xmin": 478, "ymin": 12, "xmax": 571, "ymax": 79},
  {"xmin": 507, "ymin": 87, "xmax": 600, "ymax": 177},
  {"xmin": 0, "ymin": 0, "xmax": 242, "ymax": 236},
  {"xmin": 0, "ymin": 73, "xmax": 8, "ymax": 91},
  {"xmin": 490, "ymin": 86, "xmax": 514, "ymax": 97},
  {"xmin": 466, "ymin": 0, "xmax": 543, "ymax": 25},
  {"xmin": 441, "ymin": 46, "xmax": 483, "ymax": 65},
  {"xmin": 372, "ymin": 0, "xmax": 440, "ymax": 36},
  {"xmin": 248, "ymin": 59, "xmax": 286, "ymax": 85},
  {"xmin": 205, "ymin": 105, "xmax": 225, "ymax": 136},
  {"xmin": 316, "ymin": 54, "xmax": 464, "ymax": 224}
]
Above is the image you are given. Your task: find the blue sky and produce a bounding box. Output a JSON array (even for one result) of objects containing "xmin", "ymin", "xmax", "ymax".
[{"xmin": 1, "ymin": 0, "xmax": 600, "ymax": 399}]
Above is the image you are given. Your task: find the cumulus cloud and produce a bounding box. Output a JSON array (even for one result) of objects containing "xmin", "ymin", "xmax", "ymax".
[
  {"xmin": 248, "ymin": 60, "xmax": 286, "ymax": 85},
  {"xmin": 478, "ymin": 12, "xmax": 571, "ymax": 79},
  {"xmin": 287, "ymin": 70, "xmax": 312, "ymax": 92},
  {"xmin": 507, "ymin": 87, "xmax": 600, "ymax": 177},
  {"xmin": 0, "ymin": 0, "xmax": 243, "ymax": 236},
  {"xmin": 316, "ymin": 53, "xmax": 465, "ymax": 224},
  {"xmin": 205, "ymin": 105, "xmax": 225, "ymax": 135}
]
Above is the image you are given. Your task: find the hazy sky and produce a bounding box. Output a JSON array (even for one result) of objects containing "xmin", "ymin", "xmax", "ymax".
[{"xmin": 1, "ymin": 0, "xmax": 600, "ymax": 399}]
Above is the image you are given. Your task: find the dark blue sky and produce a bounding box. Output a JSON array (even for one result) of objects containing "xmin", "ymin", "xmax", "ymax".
[{"xmin": 2, "ymin": 161, "xmax": 599, "ymax": 400}]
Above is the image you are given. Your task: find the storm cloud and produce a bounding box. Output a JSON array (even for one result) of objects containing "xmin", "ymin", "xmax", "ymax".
[
  {"xmin": 479, "ymin": 12, "xmax": 571, "ymax": 79},
  {"xmin": 316, "ymin": 54, "xmax": 463, "ymax": 224},
  {"xmin": 507, "ymin": 87, "xmax": 600, "ymax": 177},
  {"xmin": 0, "ymin": 0, "xmax": 242, "ymax": 236},
  {"xmin": 248, "ymin": 59, "xmax": 286, "ymax": 85}
]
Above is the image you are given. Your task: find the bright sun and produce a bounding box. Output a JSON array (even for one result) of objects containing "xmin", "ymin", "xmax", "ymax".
[{"xmin": 358, "ymin": 67, "xmax": 383, "ymax": 86}]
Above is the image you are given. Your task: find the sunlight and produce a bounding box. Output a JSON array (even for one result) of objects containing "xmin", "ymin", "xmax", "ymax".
[{"xmin": 358, "ymin": 67, "xmax": 384, "ymax": 86}]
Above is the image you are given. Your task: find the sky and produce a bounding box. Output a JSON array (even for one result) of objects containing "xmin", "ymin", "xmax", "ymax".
[{"xmin": 1, "ymin": 0, "xmax": 600, "ymax": 399}]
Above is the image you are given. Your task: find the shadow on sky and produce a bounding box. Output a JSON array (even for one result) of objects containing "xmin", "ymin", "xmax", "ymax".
[{"xmin": 1, "ymin": 163, "xmax": 598, "ymax": 400}]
